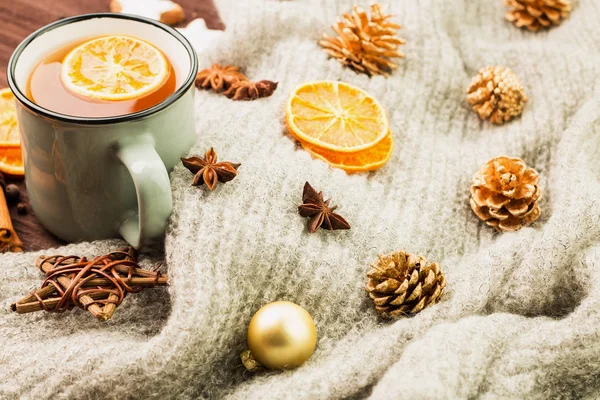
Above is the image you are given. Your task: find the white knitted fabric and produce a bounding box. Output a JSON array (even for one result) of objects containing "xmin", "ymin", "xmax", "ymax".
[{"xmin": 2, "ymin": 0, "xmax": 600, "ymax": 398}]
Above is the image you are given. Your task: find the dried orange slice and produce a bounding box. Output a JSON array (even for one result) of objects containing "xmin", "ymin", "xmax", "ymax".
[
  {"xmin": 286, "ymin": 81, "xmax": 389, "ymax": 153},
  {"xmin": 0, "ymin": 88, "xmax": 20, "ymax": 147},
  {"xmin": 302, "ymin": 131, "xmax": 394, "ymax": 173},
  {"xmin": 0, "ymin": 147, "xmax": 24, "ymax": 177},
  {"xmin": 61, "ymin": 35, "xmax": 169, "ymax": 101},
  {"xmin": 0, "ymin": 88, "xmax": 24, "ymax": 177}
]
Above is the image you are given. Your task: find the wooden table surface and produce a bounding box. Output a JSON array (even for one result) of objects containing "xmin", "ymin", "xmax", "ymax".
[{"xmin": 0, "ymin": 0, "xmax": 222, "ymax": 251}]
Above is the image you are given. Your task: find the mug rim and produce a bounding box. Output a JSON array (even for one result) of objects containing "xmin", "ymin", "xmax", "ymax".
[{"xmin": 7, "ymin": 12, "xmax": 198, "ymax": 125}]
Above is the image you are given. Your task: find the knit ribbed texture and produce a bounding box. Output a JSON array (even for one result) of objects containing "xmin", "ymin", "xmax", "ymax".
[{"xmin": 2, "ymin": 0, "xmax": 600, "ymax": 398}]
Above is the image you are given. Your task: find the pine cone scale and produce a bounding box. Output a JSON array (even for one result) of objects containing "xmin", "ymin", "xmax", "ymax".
[
  {"xmin": 366, "ymin": 269, "xmax": 384, "ymax": 280},
  {"xmin": 527, "ymin": 5, "xmax": 543, "ymax": 17},
  {"xmin": 376, "ymin": 305, "xmax": 391, "ymax": 314},
  {"xmin": 366, "ymin": 281, "xmax": 377, "ymax": 292},
  {"xmin": 521, "ymin": 202, "xmax": 541, "ymax": 220},
  {"xmin": 388, "ymin": 292, "xmax": 407, "ymax": 306},
  {"xmin": 372, "ymin": 295, "xmax": 392, "ymax": 306},
  {"xmin": 488, "ymin": 208, "xmax": 510, "ymax": 220},
  {"xmin": 408, "ymin": 269, "xmax": 420, "ymax": 288},
  {"xmin": 394, "ymin": 279, "xmax": 409, "ymax": 296},
  {"xmin": 543, "ymin": 8, "xmax": 560, "ymax": 21},
  {"xmin": 489, "ymin": 192, "xmax": 511, "ymax": 209},
  {"xmin": 514, "ymin": 183, "xmax": 536, "ymax": 199},
  {"xmin": 376, "ymin": 278, "xmax": 401, "ymax": 293},
  {"xmin": 412, "ymin": 297, "xmax": 427, "ymax": 314},
  {"xmin": 505, "ymin": 200, "xmax": 530, "ymax": 216},
  {"xmin": 405, "ymin": 283, "xmax": 422, "ymax": 303},
  {"xmin": 367, "ymin": 55, "xmax": 399, "ymax": 69},
  {"xmin": 422, "ymin": 270, "xmax": 436, "ymax": 292},
  {"xmin": 382, "ymin": 263, "xmax": 402, "ymax": 279},
  {"xmin": 429, "ymin": 283, "xmax": 443, "ymax": 303}
]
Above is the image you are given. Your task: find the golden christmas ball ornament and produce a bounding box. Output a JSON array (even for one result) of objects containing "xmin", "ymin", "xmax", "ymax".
[
  {"xmin": 470, "ymin": 156, "xmax": 542, "ymax": 232},
  {"xmin": 241, "ymin": 301, "xmax": 317, "ymax": 371}
]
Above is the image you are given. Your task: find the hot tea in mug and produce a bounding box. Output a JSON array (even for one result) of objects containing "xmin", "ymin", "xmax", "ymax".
[
  {"xmin": 8, "ymin": 14, "xmax": 198, "ymax": 248},
  {"xmin": 27, "ymin": 35, "xmax": 178, "ymax": 117}
]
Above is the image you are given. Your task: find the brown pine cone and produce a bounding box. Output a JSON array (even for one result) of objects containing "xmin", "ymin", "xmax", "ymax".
[
  {"xmin": 466, "ymin": 66, "xmax": 528, "ymax": 125},
  {"xmin": 505, "ymin": 0, "xmax": 571, "ymax": 32},
  {"xmin": 366, "ymin": 251, "xmax": 446, "ymax": 318},
  {"xmin": 470, "ymin": 156, "xmax": 541, "ymax": 232},
  {"xmin": 319, "ymin": 3, "xmax": 405, "ymax": 77}
]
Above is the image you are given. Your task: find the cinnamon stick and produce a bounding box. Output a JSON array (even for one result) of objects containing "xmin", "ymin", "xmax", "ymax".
[{"xmin": 0, "ymin": 189, "xmax": 22, "ymax": 252}]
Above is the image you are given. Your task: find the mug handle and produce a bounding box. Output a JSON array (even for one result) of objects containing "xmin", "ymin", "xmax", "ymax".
[{"xmin": 115, "ymin": 134, "xmax": 172, "ymax": 249}]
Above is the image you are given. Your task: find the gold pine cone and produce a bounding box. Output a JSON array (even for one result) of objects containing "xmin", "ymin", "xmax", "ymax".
[
  {"xmin": 466, "ymin": 66, "xmax": 528, "ymax": 125},
  {"xmin": 366, "ymin": 251, "xmax": 446, "ymax": 318},
  {"xmin": 470, "ymin": 156, "xmax": 542, "ymax": 232},
  {"xmin": 319, "ymin": 3, "xmax": 406, "ymax": 77},
  {"xmin": 504, "ymin": 0, "xmax": 571, "ymax": 32}
]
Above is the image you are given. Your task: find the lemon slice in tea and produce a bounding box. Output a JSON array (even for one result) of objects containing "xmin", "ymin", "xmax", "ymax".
[{"xmin": 61, "ymin": 35, "xmax": 169, "ymax": 101}]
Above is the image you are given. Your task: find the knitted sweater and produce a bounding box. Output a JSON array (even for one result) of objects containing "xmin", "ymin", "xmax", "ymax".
[{"xmin": 3, "ymin": 0, "xmax": 600, "ymax": 398}]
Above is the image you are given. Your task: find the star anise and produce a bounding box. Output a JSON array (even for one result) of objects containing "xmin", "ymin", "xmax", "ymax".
[
  {"xmin": 223, "ymin": 80, "xmax": 278, "ymax": 101},
  {"xmin": 195, "ymin": 64, "xmax": 248, "ymax": 93},
  {"xmin": 298, "ymin": 182, "xmax": 351, "ymax": 233},
  {"xmin": 181, "ymin": 148, "xmax": 241, "ymax": 191}
]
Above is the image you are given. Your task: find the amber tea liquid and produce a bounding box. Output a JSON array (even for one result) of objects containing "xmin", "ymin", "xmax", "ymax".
[{"xmin": 27, "ymin": 38, "xmax": 177, "ymax": 118}]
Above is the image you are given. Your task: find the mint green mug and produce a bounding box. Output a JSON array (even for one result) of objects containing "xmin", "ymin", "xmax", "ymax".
[{"xmin": 7, "ymin": 13, "xmax": 198, "ymax": 249}]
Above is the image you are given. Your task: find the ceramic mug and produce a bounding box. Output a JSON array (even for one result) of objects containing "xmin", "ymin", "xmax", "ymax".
[{"xmin": 7, "ymin": 13, "xmax": 198, "ymax": 249}]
